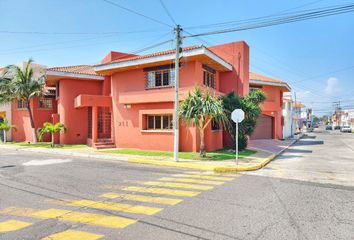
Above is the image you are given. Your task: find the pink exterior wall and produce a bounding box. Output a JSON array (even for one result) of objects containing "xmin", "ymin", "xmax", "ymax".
[
  {"xmin": 12, "ymin": 97, "xmax": 56, "ymax": 142},
  {"xmin": 57, "ymin": 79, "xmax": 102, "ymax": 144},
  {"xmin": 110, "ymin": 60, "xmax": 224, "ymax": 152},
  {"xmin": 257, "ymin": 85, "xmax": 284, "ymax": 139}
]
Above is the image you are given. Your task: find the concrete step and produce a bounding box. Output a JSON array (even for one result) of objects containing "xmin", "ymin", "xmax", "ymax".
[{"xmin": 94, "ymin": 144, "xmax": 116, "ymax": 149}]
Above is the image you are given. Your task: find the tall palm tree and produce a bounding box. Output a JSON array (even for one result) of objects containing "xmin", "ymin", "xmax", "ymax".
[
  {"xmin": 0, "ymin": 59, "xmax": 43, "ymax": 143},
  {"xmin": 0, "ymin": 118, "xmax": 16, "ymax": 143},
  {"xmin": 179, "ymin": 87, "xmax": 229, "ymax": 157},
  {"xmin": 37, "ymin": 122, "xmax": 66, "ymax": 147}
]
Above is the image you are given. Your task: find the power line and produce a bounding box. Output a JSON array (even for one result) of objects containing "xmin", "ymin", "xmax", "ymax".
[
  {"xmin": 0, "ymin": 29, "xmax": 160, "ymax": 35},
  {"xmin": 102, "ymin": 0, "xmax": 173, "ymax": 28},
  {"xmin": 184, "ymin": 4, "xmax": 354, "ymax": 38},
  {"xmin": 159, "ymin": 0, "xmax": 177, "ymax": 25}
]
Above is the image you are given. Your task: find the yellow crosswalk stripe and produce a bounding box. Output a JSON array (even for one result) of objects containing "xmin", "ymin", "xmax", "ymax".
[
  {"xmin": 0, "ymin": 220, "xmax": 32, "ymax": 233},
  {"xmin": 159, "ymin": 177, "xmax": 224, "ymax": 185},
  {"xmin": 42, "ymin": 230, "xmax": 103, "ymax": 240},
  {"xmin": 140, "ymin": 181, "xmax": 214, "ymax": 190},
  {"xmin": 100, "ymin": 192, "xmax": 183, "ymax": 205},
  {"xmin": 172, "ymin": 174, "xmax": 233, "ymax": 181},
  {"xmin": 0, "ymin": 207, "xmax": 136, "ymax": 229},
  {"xmin": 121, "ymin": 186, "xmax": 200, "ymax": 197},
  {"xmin": 66, "ymin": 199, "xmax": 161, "ymax": 215},
  {"xmin": 185, "ymin": 171, "xmax": 241, "ymax": 177}
]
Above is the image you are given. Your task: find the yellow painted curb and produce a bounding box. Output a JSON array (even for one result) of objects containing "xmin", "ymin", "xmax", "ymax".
[{"xmin": 128, "ymin": 154, "xmax": 276, "ymax": 173}]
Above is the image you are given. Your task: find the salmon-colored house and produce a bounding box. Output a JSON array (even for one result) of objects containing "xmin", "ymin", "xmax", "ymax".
[
  {"xmin": 249, "ymin": 72, "xmax": 291, "ymax": 140},
  {"xmin": 11, "ymin": 40, "xmax": 290, "ymax": 151}
]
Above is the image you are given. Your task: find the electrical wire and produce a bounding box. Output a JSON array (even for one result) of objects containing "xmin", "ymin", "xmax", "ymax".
[
  {"xmin": 102, "ymin": 0, "xmax": 173, "ymax": 28},
  {"xmin": 184, "ymin": 4, "xmax": 354, "ymax": 38},
  {"xmin": 159, "ymin": 0, "xmax": 177, "ymax": 25}
]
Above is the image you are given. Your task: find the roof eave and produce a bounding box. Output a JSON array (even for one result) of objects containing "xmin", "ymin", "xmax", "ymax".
[
  {"xmin": 46, "ymin": 70, "xmax": 104, "ymax": 80},
  {"xmin": 94, "ymin": 47, "xmax": 232, "ymax": 73},
  {"xmin": 249, "ymin": 79, "xmax": 291, "ymax": 92}
]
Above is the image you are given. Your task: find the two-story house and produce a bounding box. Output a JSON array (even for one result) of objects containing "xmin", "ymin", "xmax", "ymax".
[{"xmin": 45, "ymin": 41, "xmax": 250, "ymax": 151}]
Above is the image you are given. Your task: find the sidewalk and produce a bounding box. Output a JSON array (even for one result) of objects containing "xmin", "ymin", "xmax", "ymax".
[{"xmin": 0, "ymin": 139, "xmax": 296, "ymax": 172}]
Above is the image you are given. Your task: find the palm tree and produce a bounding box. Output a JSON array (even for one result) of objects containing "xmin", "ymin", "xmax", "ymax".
[
  {"xmin": 179, "ymin": 87, "xmax": 229, "ymax": 157},
  {"xmin": 0, "ymin": 59, "xmax": 43, "ymax": 143},
  {"xmin": 37, "ymin": 122, "xmax": 66, "ymax": 147},
  {"xmin": 0, "ymin": 118, "xmax": 16, "ymax": 143}
]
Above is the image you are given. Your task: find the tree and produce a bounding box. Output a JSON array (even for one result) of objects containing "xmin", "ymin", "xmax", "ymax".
[
  {"xmin": 179, "ymin": 87, "xmax": 229, "ymax": 157},
  {"xmin": 221, "ymin": 90, "xmax": 266, "ymax": 150},
  {"xmin": 0, "ymin": 118, "xmax": 16, "ymax": 143},
  {"xmin": 0, "ymin": 59, "xmax": 43, "ymax": 143},
  {"xmin": 37, "ymin": 122, "xmax": 66, "ymax": 147}
]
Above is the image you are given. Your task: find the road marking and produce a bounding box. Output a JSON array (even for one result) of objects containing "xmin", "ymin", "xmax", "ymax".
[
  {"xmin": 121, "ymin": 186, "xmax": 200, "ymax": 197},
  {"xmin": 185, "ymin": 171, "xmax": 240, "ymax": 177},
  {"xmin": 66, "ymin": 199, "xmax": 162, "ymax": 215},
  {"xmin": 140, "ymin": 181, "xmax": 214, "ymax": 190},
  {"xmin": 172, "ymin": 174, "xmax": 233, "ymax": 181},
  {"xmin": 42, "ymin": 230, "xmax": 103, "ymax": 240},
  {"xmin": 159, "ymin": 177, "xmax": 224, "ymax": 185},
  {"xmin": 0, "ymin": 220, "xmax": 32, "ymax": 233},
  {"xmin": 22, "ymin": 159, "xmax": 72, "ymax": 166},
  {"xmin": 0, "ymin": 207, "xmax": 136, "ymax": 229},
  {"xmin": 100, "ymin": 193, "xmax": 183, "ymax": 205}
]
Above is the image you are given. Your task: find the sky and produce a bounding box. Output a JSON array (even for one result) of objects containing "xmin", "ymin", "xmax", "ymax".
[{"xmin": 0, "ymin": 0, "xmax": 353, "ymax": 116}]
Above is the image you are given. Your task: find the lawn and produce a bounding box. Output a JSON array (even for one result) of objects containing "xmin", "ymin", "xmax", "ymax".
[
  {"xmin": 4, "ymin": 142, "xmax": 88, "ymax": 149},
  {"xmin": 100, "ymin": 148, "xmax": 256, "ymax": 161}
]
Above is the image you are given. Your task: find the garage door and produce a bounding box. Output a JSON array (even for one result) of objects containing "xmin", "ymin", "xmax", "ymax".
[{"xmin": 250, "ymin": 115, "xmax": 273, "ymax": 139}]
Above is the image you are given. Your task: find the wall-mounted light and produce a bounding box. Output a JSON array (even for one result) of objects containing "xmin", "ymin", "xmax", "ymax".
[{"xmin": 124, "ymin": 104, "xmax": 131, "ymax": 109}]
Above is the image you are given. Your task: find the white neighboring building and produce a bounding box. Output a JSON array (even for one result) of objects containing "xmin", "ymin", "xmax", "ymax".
[{"xmin": 282, "ymin": 94, "xmax": 295, "ymax": 138}]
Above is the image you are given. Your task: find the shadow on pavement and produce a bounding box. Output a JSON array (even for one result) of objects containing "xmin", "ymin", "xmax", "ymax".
[
  {"xmin": 297, "ymin": 140, "xmax": 324, "ymax": 146},
  {"xmin": 285, "ymin": 148, "xmax": 313, "ymax": 153}
]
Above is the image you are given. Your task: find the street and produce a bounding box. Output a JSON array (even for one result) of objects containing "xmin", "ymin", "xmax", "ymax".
[{"xmin": 0, "ymin": 130, "xmax": 354, "ymax": 239}]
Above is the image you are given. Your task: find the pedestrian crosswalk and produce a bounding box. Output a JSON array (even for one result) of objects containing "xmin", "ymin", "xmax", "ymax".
[{"xmin": 0, "ymin": 170, "xmax": 240, "ymax": 239}]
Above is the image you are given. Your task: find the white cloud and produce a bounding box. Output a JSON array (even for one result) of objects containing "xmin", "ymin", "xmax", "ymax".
[
  {"xmin": 296, "ymin": 90, "xmax": 311, "ymax": 98},
  {"xmin": 324, "ymin": 77, "xmax": 339, "ymax": 95}
]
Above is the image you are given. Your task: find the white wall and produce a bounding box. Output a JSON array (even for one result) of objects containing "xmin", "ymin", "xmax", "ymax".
[
  {"xmin": 282, "ymin": 101, "xmax": 294, "ymax": 138},
  {"xmin": 0, "ymin": 103, "xmax": 12, "ymax": 141}
]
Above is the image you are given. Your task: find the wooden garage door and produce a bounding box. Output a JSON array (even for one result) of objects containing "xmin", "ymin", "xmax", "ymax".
[{"xmin": 250, "ymin": 115, "xmax": 273, "ymax": 139}]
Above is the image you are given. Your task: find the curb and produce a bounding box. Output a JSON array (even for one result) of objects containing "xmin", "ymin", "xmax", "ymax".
[{"xmin": 0, "ymin": 145, "xmax": 128, "ymax": 161}]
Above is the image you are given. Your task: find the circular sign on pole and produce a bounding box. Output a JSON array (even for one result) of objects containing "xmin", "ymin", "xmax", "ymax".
[{"xmin": 231, "ymin": 109, "xmax": 245, "ymax": 123}]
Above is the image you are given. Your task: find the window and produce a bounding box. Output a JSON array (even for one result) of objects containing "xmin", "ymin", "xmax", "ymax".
[
  {"xmin": 17, "ymin": 100, "xmax": 28, "ymax": 109},
  {"xmin": 211, "ymin": 120, "xmax": 221, "ymax": 131},
  {"xmin": 39, "ymin": 98, "xmax": 53, "ymax": 109},
  {"xmin": 56, "ymin": 82, "xmax": 60, "ymax": 98},
  {"xmin": 250, "ymin": 86, "xmax": 262, "ymax": 92},
  {"xmin": 203, "ymin": 65, "xmax": 216, "ymax": 89},
  {"xmin": 147, "ymin": 69, "xmax": 175, "ymax": 88},
  {"xmin": 147, "ymin": 115, "xmax": 173, "ymax": 130}
]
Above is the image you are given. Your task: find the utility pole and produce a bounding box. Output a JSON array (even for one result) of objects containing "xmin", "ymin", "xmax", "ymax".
[{"xmin": 173, "ymin": 25, "xmax": 182, "ymax": 162}]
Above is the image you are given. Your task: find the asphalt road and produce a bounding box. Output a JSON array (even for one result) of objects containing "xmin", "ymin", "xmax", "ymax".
[{"xmin": 0, "ymin": 130, "xmax": 353, "ymax": 239}]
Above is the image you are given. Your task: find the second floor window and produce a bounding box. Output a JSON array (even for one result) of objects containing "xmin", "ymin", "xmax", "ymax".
[
  {"xmin": 203, "ymin": 65, "xmax": 216, "ymax": 89},
  {"xmin": 17, "ymin": 100, "xmax": 28, "ymax": 109},
  {"xmin": 147, "ymin": 114, "xmax": 173, "ymax": 130},
  {"xmin": 39, "ymin": 98, "xmax": 53, "ymax": 109},
  {"xmin": 147, "ymin": 70, "xmax": 175, "ymax": 88}
]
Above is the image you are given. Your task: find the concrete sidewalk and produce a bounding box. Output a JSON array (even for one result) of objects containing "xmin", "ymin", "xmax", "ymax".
[{"xmin": 0, "ymin": 139, "xmax": 296, "ymax": 172}]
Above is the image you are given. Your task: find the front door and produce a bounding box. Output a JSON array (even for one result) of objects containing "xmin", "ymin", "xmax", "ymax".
[
  {"xmin": 98, "ymin": 107, "xmax": 112, "ymax": 139},
  {"xmin": 0, "ymin": 117, "xmax": 4, "ymax": 142}
]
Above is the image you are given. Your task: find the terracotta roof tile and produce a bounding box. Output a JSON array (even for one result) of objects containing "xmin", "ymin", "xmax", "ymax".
[
  {"xmin": 249, "ymin": 72, "xmax": 286, "ymax": 84},
  {"xmin": 96, "ymin": 45, "xmax": 203, "ymax": 66},
  {"xmin": 47, "ymin": 65, "xmax": 100, "ymax": 76}
]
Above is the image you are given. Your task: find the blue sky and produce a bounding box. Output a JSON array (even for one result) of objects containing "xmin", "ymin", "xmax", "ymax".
[{"xmin": 0, "ymin": 0, "xmax": 353, "ymax": 115}]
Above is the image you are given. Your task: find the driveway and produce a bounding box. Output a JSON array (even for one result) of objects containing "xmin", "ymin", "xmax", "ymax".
[{"xmin": 247, "ymin": 128, "xmax": 354, "ymax": 187}]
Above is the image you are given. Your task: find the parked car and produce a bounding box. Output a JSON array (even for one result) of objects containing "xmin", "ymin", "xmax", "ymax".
[
  {"xmin": 313, "ymin": 124, "xmax": 319, "ymax": 128},
  {"xmin": 340, "ymin": 126, "xmax": 352, "ymax": 133},
  {"xmin": 334, "ymin": 126, "xmax": 341, "ymax": 130},
  {"xmin": 325, "ymin": 125, "xmax": 332, "ymax": 130}
]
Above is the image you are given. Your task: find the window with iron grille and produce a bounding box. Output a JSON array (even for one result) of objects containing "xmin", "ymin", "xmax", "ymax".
[
  {"xmin": 147, "ymin": 115, "xmax": 173, "ymax": 130},
  {"xmin": 17, "ymin": 100, "xmax": 28, "ymax": 109},
  {"xmin": 147, "ymin": 70, "xmax": 175, "ymax": 88},
  {"xmin": 39, "ymin": 98, "xmax": 53, "ymax": 109},
  {"xmin": 203, "ymin": 65, "xmax": 216, "ymax": 89}
]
